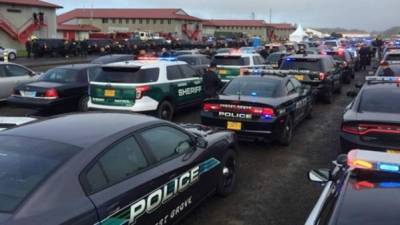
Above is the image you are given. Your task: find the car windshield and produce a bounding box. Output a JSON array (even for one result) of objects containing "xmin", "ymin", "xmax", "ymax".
[
  {"xmin": 324, "ymin": 41, "xmax": 338, "ymax": 47},
  {"xmin": 266, "ymin": 54, "xmax": 281, "ymax": 63},
  {"xmin": 280, "ymin": 58, "xmax": 322, "ymax": 71},
  {"xmin": 359, "ymin": 88, "xmax": 400, "ymax": 113},
  {"xmin": 40, "ymin": 68, "xmax": 82, "ymax": 83},
  {"xmin": 212, "ymin": 56, "xmax": 250, "ymax": 66},
  {"xmin": 94, "ymin": 67, "xmax": 159, "ymax": 83},
  {"xmin": 0, "ymin": 136, "xmax": 79, "ymax": 212},
  {"xmin": 222, "ymin": 77, "xmax": 280, "ymax": 97},
  {"xmin": 376, "ymin": 66, "xmax": 400, "ymax": 76},
  {"xmin": 385, "ymin": 54, "xmax": 400, "ymax": 61}
]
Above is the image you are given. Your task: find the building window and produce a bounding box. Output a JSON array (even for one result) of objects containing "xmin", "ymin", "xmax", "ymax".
[
  {"xmin": 112, "ymin": 19, "xmax": 116, "ymax": 24},
  {"xmin": 146, "ymin": 19, "xmax": 150, "ymax": 24},
  {"xmin": 160, "ymin": 19, "xmax": 164, "ymax": 24},
  {"xmin": 139, "ymin": 19, "xmax": 143, "ymax": 24},
  {"xmin": 167, "ymin": 19, "xmax": 171, "ymax": 24},
  {"xmin": 125, "ymin": 19, "xmax": 129, "ymax": 24},
  {"xmin": 7, "ymin": 8, "xmax": 21, "ymax": 13},
  {"xmin": 119, "ymin": 19, "xmax": 122, "ymax": 24},
  {"xmin": 132, "ymin": 19, "xmax": 136, "ymax": 24},
  {"xmin": 102, "ymin": 18, "xmax": 108, "ymax": 24},
  {"xmin": 153, "ymin": 19, "xmax": 157, "ymax": 24}
]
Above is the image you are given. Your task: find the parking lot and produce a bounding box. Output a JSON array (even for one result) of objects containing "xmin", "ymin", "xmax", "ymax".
[{"xmin": 0, "ymin": 60, "xmax": 365, "ymax": 225}]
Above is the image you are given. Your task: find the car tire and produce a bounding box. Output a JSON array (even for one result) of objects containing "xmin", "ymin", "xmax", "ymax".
[
  {"xmin": 278, "ymin": 116, "xmax": 293, "ymax": 146},
  {"xmin": 157, "ymin": 100, "xmax": 174, "ymax": 121},
  {"xmin": 8, "ymin": 52, "xmax": 16, "ymax": 61},
  {"xmin": 216, "ymin": 149, "xmax": 237, "ymax": 197},
  {"xmin": 78, "ymin": 96, "xmax": 89, "ymax": 112}
]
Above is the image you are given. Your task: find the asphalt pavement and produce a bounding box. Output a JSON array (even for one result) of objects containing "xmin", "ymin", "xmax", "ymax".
[{"xmin": 0, "ymin": 69, "xmax": 367, "ymax": 225}]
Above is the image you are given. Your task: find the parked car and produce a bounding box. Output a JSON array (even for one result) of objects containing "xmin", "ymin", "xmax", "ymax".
[
  {"xmin": 0, "ymin": 46, "xmax": 17, "ymax": 60},
  {"xmin": 0, "ymin": 62, "xmax": 38, "ymax": 101},
  {"xmin": 177, "ymin": 54, "xmax": 211, "ymax": 75},
  {"xmin": 8, "ymin": 64, "xmax": 101, "ymax": 112}
]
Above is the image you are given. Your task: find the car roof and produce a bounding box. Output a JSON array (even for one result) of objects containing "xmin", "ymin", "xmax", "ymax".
[
  {"xmin": 287, "ymin": 54, "xmax": 329, "ymax": 59},
  {"xmin": 56, "ymin": 64, "xmax": 98, "ymax": 70},
  {"xmin": 234, "ymin": 75, "xmax": 285, "ymax": 81},
  {"xmin": 332, "ymin": 175, "xmax": 400, "ymax": 225},
  {"xmin": 215, "ymin": 52, "xmax": 259, "ymax": 57},
  {"xmin": 177, "ymin": 54, "xmax": 207, "ymax": 58},
  {"xmin": 0, "ymin": 113, "xmax": 158, "ymax": 148},
  {"xmin": 104, "ymin": 60, "xmax": 187, "ymax": 68}
]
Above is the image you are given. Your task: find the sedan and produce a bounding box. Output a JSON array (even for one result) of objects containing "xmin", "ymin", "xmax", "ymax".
[
  {"xmin": 0, "ymin": 113, "xmax": 238, "ymax": 225},
  {"xmin": 0, "ymin": 62, "xmax": 37, "ymax": 101}
]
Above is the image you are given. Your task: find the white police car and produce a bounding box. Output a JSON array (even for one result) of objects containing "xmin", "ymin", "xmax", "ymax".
[{"xmin": 88, "ymin": 57, "xmax": 204, "ymax": 120}]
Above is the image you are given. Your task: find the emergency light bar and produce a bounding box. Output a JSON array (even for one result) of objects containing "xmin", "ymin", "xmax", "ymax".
[
  {"xmin": 348, "ymin": 149, "xmax": 400, "ymax": 174},
  {"xmin": 137, "ymin": 56, "xmax": 177, "ymax": 61},
  {"xmin": 246, "ymin": 69, "xmax": 319, "ymax": 76},
  {"xmin": 365, "ymin": 76, "xmax": 400, "ymax": 82}
]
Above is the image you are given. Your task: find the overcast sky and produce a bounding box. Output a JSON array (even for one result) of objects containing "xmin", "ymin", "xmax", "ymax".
[{"xmin": 50, "ymin": 0, "xmax": 399, "ymax": 31}]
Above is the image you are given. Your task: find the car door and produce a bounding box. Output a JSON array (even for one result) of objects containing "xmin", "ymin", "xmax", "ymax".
[
  {"xmin": 179, "ymin": 64, "xmax": 204, "ymax": 104},
  {"xmin": 136, "ymin": 125, "xmax": 217, "ymax": 225},
  {"xmin": 0, "ymin": 65, "xmax": 14, "ymax": 100},
  {"xmin": 82, "ymin": 136, "xmax": 165, "ymax": 225},
  {"xmin": 291, "ymin": 78, "xmax": 310, "ymax": 120},
  {"xmin": 4, "ymin": 64, "xmax": 34, "ymax": 85},
  {"xmin": 325, "ymin": 58, "xmax": 341, "ymax": 89},
  {"xmin": 284, "ymin": 79, "xmax": 302, "ymax": 124}
]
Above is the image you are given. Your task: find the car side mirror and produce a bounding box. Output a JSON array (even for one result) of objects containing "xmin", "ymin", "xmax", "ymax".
[
  {"xmin": 336, "ymin": 154, "xmax": 347, "ymax": 166},
  {"xmin": 29, "ymin": 71, "xmax": 36, "ymax": 77},
  {"xmin": 195, "ymin": 137, "xmax": 208, "ymax": 149},
  {"xmin": 308, "ymin": 169, "xmax": 331, "ymax": 183},
  {"xmin": 355, "ymin": 83, "xmax": 363, "ymax": 89},
  {"xmin": 346, "ymin": 90, "xmax": 358, "ymax": 97}
]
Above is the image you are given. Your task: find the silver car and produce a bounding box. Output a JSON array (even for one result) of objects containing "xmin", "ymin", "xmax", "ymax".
[
  {"xmin": 0, "ymin": 46, "xmax": 17, "ymax": 61},
  {"xmin": 0, "ymin": 63, "xmax": 37, "ymax": 101}
]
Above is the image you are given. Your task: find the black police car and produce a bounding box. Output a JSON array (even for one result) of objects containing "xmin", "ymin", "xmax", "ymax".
[
  {"xmin": 8, "ymin": 64, "xmax": 101, "ymax": 112},
  {"xmin": 279, "ymin": 54, "xmax": 343, "ymax": 104},
  {"xmin": 201, "ymin": 75, "xmax": 313, "ymax": 145},
  {"xmin": 326, "ymin": 49, "xmax": 355, "ymax": 84},
  {"xmin": 341, "ymin": 77, "xmax": 400, "ymax": 154},
  {"xmin": 0, "ymin": 113, "xmax": 238, "ymax": 225},
  {"xmin": 306, "ymin": 149, "xmax": 400, "ymax": 225}
]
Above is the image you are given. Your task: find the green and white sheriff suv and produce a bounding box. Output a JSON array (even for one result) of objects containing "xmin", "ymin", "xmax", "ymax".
[
  {"xmin": 212, "ymin": 51, "xmax": 267, "ymax": 82},
  {"xmin": 88, "ymin": 59, "xmax": 204, "ymax": 120}
]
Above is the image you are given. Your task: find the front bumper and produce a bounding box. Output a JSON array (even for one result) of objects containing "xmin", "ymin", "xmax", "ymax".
[
  {"xmin": 340, "ymin": 132, "xmax": 400, "ymax": 154},
  {"xmin": 200, "ymin": 112, "xmax": 285, "ymax": 140}
]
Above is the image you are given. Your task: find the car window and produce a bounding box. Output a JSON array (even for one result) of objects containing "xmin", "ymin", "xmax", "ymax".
[
  {"xmin": 212, "ymin": 56, "xmax": 250, "ymax": 66},
  {"xmin": 253, "ymin": 56, "xmax": 265, "ymax": 65},
  {"xmin": 139, "ymin": 126, "xmax": 192, "ymax": 162},
  {"xmin": 285, "ymin": 81, "xmax": 296, "ymax": 95},
  {"xmin": 222, "ymin": 77, "xmax": 280, "ymax": 97},
  {"xmin": 359, "ymin": 88, "xmax": 400, "ymax": 113},
  {"xmin": 290, "ymin": 78, "xmax": 302, "ymax": 92},
  {"xmin": 0, "ymin": 66, "xmax": 6, "ymax": 77},
  {"xmin": 385, "ymin": 54, "xmax": 400, "ymax": 61},
  {"xmin": 167, "ymin": 65, "xmax": 185, "ymax": 80},
  {"xmin": 178, "ymin": 57, "xmax": 198, "ymax": 66},
  {"xmin": 4, "ymin": 65, "xmax": 29, "ymax": 77},
  {"xmin": 280, "ymin": 58, "xmax": 322, "ymax": 72},
  {"xmin": 376, "ymin": 66, "xmax": 400, "ymax": 76},
  {"xmin": 201, "ymin": 57, "xmax": 211, "ymax": 65},
  {"xmin": 95, "ymin": 67, "xmax": 159, "ymax": 83},
  {"xmin": 179, "ymin": 64, "xmax": 198, "ymax": 78},
  {"xmin": 87, "ymin": 67, "xmax": 102, "ymax": 81},
  {"xmin": 85, "ymin": 137, "xmax": 148, "ymax": 193}
]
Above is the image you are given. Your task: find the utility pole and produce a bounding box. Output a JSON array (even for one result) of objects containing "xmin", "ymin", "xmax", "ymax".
[{"xmin": 269, "ymin": 8, "xmax": 272, "ymax": 24}]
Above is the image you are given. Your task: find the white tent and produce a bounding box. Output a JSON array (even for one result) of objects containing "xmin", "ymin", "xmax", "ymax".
[{"xmin": 289, "ymin": 24, "xmax": 307, "ymax": 42}]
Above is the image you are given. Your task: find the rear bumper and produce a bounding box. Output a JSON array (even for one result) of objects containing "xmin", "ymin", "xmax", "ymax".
[
  {"xmin": 88, "ymin": 96, "xmax": 159, "ymax": 112},
  {"xmin": 7, "ymin": 96, "xmax": 67, "ymax": 109},
  {"xmin": 201, "ymin": 112, "xmax": 284, "ymax": 140},
  {"xmin": 340, "ymin": 132, "xmax": 400, "ymax": 154}
]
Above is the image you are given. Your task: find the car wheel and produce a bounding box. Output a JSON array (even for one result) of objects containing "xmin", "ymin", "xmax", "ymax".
[
  {"xmin": 78, "ymin": 96, "xmax": 89, "ymax": 112},
  {"xmin": 216, "ymin": 149, "xmax": 237, "ymax": 197},
  {"xmin": 278, "ymin": 116, "xmax": 293, "ymax": 146},
  {"xmin": 8, "ymin": 52, "xmax": 16, "ymax": 60},
  {"xmin": 157, "ymin": 100, "xmax": 174, "ymax": 121}
]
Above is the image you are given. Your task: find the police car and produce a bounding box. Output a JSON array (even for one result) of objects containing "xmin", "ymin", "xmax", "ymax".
[
  {"xmin": 211, "ymin": 50, "xmax": 266, "ymax": 82},
  {"xmin": 201, "ymin": 74, "xmax": 313, "ymax": 145},
  {"xmin": 0, "ymin": 113, "xmax": 238, "ymax": 225},
  {"xmin": 382, "ymin": 49, "xmax": 400, "ymax": 64},
  {"xmin": 341, "ymin": 77, "xmax": 400, "ymax": 154},
  {"xmin": 88, "ymin": 58, "xmax": 204, "ymax": 121},
  {"xmin": 305, "ymin": 149, "xmax": 400, "ymax": 225}
]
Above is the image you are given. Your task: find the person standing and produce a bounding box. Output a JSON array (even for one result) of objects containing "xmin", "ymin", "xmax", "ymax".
[
  {"xmin": 359, "ymin": 44, "xmax": 370, "ymax": 71},
  {"xmin": 25, "ymin": 40, "xmax": 32, "ymax": 58},
  {"xmin": 203, "ymin": 62, "xmax": 223, "ymax": 98}
]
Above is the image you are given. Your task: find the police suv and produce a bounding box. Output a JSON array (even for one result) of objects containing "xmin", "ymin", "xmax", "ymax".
[
  {"xmin": 212, "ymin": 50, "xmax": 266, "ymax": 82},
  {"xmin": 0, "ymin": 113, "xmax": 238, "ymax": 225},
  {"xmin": 306, "ymin": 149, "xmax": 400, "ymax": 225},
  {"xmin": 88, "ymin": 58, "xmax": 204, "ymax": 120}
]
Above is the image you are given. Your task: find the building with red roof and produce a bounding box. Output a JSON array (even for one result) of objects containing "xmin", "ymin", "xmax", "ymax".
[{"xmin": 0, "ymin": 0, "xmax": 61, "ymax": 49}]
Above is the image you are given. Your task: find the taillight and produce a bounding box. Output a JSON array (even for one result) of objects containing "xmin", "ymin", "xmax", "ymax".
[
  {"xmin": 240, "ymin": 68, "xmax": 249, "ymax": 75},
  {"xmin": 342, "ymin": 123, "xmax": 400, "ymax": 135},
  {"xmin": 45, "ymin": 88, "xmax": 58, "ymax": 99},
  {"xmin": 203, "ymin": 103, "xmax": 221, "ymax": 112},
  {"xmin": 319, "ymin": 72, "xmax": 326, "ymax": 80},
  {"xmin": 136, "ymin": 85, "xmax": 151, "ymax": 99},
  {"xmin": 250, "ymin": 107, "xmax": 275, "ymax": 117}
]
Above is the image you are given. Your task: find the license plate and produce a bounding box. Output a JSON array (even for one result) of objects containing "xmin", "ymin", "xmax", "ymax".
[
  {"xmin": 227, "ymin": 121, "xmax": 242, "ymax": 131},
  {"xmin": 295, "ymin": 75, "xmax": 304, "ymax": 81},
  {"xmin": 104, "ymin": 89, "xmax": 115, "ymax": 97},
  {"xmin": 387, "ymin": 150, "xmax": 400, "ymax": 154},
  {"xmin": 219, "ymin": 70, "xmax": 228, "ymax": 75},
  {"xmin": 20, "ymin": 91, "xmax": 36, "ymax": 97}
]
